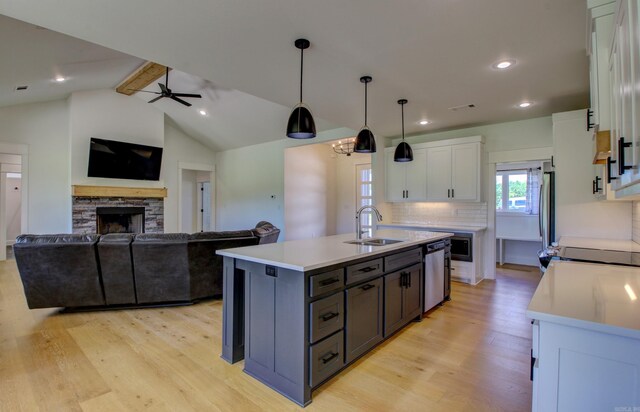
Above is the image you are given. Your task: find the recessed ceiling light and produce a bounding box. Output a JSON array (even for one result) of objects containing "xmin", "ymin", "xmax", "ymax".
[
  {"xmin": 55, "ymin": 77, "xmax": 66, "ymax": 82},
  {"xmin": 419, "ymin": 120, "xmax": 430, "ymax": 125},
  {"xmin": 199, "ymin": 110, "xmax": 207, "ymax": 116},
  {"xmin": 518, "ymin": 101, "xmax": 532, "ymax": 108},
  {"xmin": 492, "ymin": 59, "xmax": 516, "ymax": 70}
]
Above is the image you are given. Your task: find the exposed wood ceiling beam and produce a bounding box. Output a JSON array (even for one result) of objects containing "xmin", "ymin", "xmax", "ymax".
[{"xmin": 115, "ymin": 61, "xmax": 168, "ymax": 96}]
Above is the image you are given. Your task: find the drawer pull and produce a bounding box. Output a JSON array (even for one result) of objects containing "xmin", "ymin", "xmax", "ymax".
[
  {"xmin": 319, "ymin": 277, "xmax": 340, "ymax": 287},
  {"xmin": 321, "ymin": 312, "xmax": 339, "ymax": 322},
  {"xmin": 321, "ymin": 352, "xmax": 339, "ymax": 364},
  {"xmin": 360, "ymin": 283, "xmax": 375, "ymax": 291},
  {"xmin": 358, "ymin": 266, "xmax": 377, "ymax": 273}
]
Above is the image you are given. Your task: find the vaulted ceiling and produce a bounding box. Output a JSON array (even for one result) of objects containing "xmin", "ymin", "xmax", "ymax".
[{"xmin": 0, "ymin": 0, "xmax": 589, "ymax": 151}]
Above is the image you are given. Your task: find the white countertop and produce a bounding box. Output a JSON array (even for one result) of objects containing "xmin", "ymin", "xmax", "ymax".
[
  {"xmin": 559, "ymin": 236, "xmax": 640, "ymax": 252},
  {"xmin": 527, "ymin": 260, "xmax": 640, "ymax": 339},
  {"xmin": 377, "ymin": 222, "xmax": 487, "ymax": 233},
  {"xmin": 217, "ymin": 229, "xmax": 453, "ymax": 272}
]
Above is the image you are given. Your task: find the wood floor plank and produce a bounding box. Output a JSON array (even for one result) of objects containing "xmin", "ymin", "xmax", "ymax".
[{"xmin": 0, "ymin": 259, "xmax": 540, "ymax": 411}]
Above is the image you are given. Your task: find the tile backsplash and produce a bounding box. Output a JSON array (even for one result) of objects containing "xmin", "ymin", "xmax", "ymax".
[
  {"xmin": 633, "ymin": 201, "xmax": 640, "ymax": 243},
  {"xmin": 390, "ymin": 202, "xmax": 488, "ymax": 227}
]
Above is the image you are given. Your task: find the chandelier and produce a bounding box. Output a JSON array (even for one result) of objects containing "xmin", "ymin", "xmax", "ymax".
[{"xmin": 332, "ymin": 138, "xmax": 356, "ymax": 156}]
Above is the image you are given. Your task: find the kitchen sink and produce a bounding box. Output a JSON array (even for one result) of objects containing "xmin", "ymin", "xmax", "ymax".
[{"xmin": 344, "ymin": 238, "xmax": 404, "ymax": 246}]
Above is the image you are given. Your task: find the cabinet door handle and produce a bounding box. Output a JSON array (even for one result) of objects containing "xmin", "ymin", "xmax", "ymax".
[
  {"xmin": 320, "ymin": 312, "xmax": 339, "ymax": 322},
  {"xmin": 451, "ymin": 188, "xmax": 454, "ymax": 198},
  {"xmin": 447, "ymin": 189, "xmax": 450, "ymax": 198},
  {"xmin": 360, "ymin": 283, "xmax": 375, "ymax": 291},
  {"xmin": 592, "ymin": 177, "xmax": 603, "ymax": 194},
  {"xmin": 592, "ymin": 179, "xmax": 596, "ymax": 194},
  {"xmin": 407, "ymin": 272, "xmax": 412, "ymax": 288},
  {"xmin": 530, "ymin": 349, "xmax": 536, "ymax": 381},
  {"xmin": 321, "ymin": 351, "xmax": 339, "ymax": 364},
  {"xmin": 618, "ymin": 137, "xmax": 632, "ymax": 176},
  {"xmin": 607, "ymin": 156, "xmax": 618, "ymax": 183},
  {"xmin": 358, "ymin": 266, "xmax": 377, "ymax": 273},
  {"xmin": 587, "ymin": 108, "xmax": 595, "ymax": 131},
  {"xmin": 400, "ymin": 272, "xmax": 407, "ymax": 287},
  {"xmin": 406, "ymin": 190, "xmax": 409, "ymax": 198},
  {"xmin": 319, "ymin": 277, "xmax": 340, "ymax": 287}
]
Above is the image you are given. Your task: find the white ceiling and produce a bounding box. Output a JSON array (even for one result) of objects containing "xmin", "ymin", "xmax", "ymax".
[{"xmin": 0, "ymin": 0, "xmax": 589, "ymax": 151}]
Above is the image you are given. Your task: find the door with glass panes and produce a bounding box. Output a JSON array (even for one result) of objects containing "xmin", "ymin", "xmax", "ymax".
[{"xmin": 356, "ymin": 164, "xmax": 373, "ymax": 237}]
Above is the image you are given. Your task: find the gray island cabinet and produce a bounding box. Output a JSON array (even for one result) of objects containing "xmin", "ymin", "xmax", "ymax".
[{"xmin": 217, "ymin": 229, "xmax": 452, "ymax": 406}]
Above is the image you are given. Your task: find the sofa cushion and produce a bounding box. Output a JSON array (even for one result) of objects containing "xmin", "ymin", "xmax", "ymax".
[
  {"xmin": 189, "ymin": 230, "xmax": 254, "ymax": 240},
  {"xmin": 98, "ymin": 234, "xmax": 136, "ymax": 305},
  {"xmin": 14, "ymin": 234, "xmax": 104, "ymax": 308}
]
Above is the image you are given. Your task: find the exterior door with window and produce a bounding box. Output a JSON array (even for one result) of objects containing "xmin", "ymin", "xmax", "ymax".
[{"xmin": 356, "ymin": 164, "xmax": 373, "ymax": 237}]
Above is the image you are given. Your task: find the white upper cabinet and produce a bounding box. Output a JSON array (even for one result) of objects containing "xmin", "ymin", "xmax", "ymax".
[
  {"xmin": 426, "ymin": 142, "xmax": 481, "ymax": 202},
  {"xmin": 607, "ymin": 0, "xmax": 640, "ymax": 197},
  {"xmin": 385, "ymin": 136, "xmax": 483, "ymax": 203},
  {"xmin": 587, "ymin": 1, "xmax": 616, "ymax": 132},
  {"xmin": 425, "ymin": 146, "xmax": 451, "ymax": 201},
  {"xmin": 385, "ymin": 148, "xmax": 427, "ymax": 202}
]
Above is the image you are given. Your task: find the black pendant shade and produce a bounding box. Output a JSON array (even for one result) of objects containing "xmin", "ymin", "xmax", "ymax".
[
  {"xmin": 355, "ymin": 127, "xmax": 376, "ymax": 152},
  {"xmin": 394, "ymin": 99, "xmax": 413, "ymax": 162},
  {"xmin": 287, "ymin": 105, "xmax": 316, "ymax": 139},
  {"xmin": 287, "ymin": 39, "xmax": 316, "ymax": 139},
  {"xmin": 354, "ymin": 76, "xmax": 376, "ymax": 153}
]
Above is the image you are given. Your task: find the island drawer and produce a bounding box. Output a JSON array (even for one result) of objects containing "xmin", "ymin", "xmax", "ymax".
[
  {"xmin": 346, "ymin": 258, "xmax": 383, "ymax": 286},
  {"xmin": 309, "ymin": 330, "xmax": 344, "ymax": 388},
  {"xmin": 384, "ymin": 248, "xmax": 422, "ymax": 272},
  {"xmin": 309, "ymin": 292, "xmax": 344, "ymax": 343},
  {"xmin": 309, "ymin": 269, "xmax": 344, "ymax": 297}
]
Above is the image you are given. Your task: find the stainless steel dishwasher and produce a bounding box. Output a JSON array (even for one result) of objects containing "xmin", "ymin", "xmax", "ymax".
[{"xmin": 424, "ymin": 240, "xmax": 446, "ymax": 313}]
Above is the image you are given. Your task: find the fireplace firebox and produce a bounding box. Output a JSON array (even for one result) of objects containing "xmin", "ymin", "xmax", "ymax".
[{"xmin": 96, "ymin": 207, "xmax": 145, "ymax": 235}]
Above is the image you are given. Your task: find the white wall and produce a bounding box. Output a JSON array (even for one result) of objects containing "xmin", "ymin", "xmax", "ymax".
[
  {"xmin": 215, "ymin": 128, "xmax": 355, "ymax": 238},
  {"xmin": 180, "ymin": 169, "xmax": 197, "ymax": 233},
  {"xmin": 553, "ymin": 110, "xmax": 631, "ymax": 239},
  {"xmin": 336, "ymin": 152, "xmax": 372, "ymax": 234},
  {"xmin": 284, "ymin": 144, "xmax": 336, "ymax": 240},
  {"xmin": 0, "ymin": 99, "xmax": 71, "ymax": 233},
  {"xmin": 69, "ymin": 89, "xmax": 165, "ymax": 187},
  {"xmin": 5, "ymin": 175, "xmax": 21, "ymax": 242},
  {"xmin": 162, "ymin": 119, "xmax": 216, "ymax": 233}
]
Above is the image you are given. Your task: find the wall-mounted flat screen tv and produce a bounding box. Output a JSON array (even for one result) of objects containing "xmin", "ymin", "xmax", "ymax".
[{"xmin": 88, "ymin": 138, "xmax": 163, "ymax": 181}]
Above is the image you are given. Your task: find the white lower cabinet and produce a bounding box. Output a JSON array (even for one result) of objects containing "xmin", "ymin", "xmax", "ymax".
[{"xmin": 531, "ymin": 320, "xmax": 640, "ymax": 411}]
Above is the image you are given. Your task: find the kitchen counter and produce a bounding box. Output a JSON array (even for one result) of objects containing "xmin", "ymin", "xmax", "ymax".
[
  {"xmin": 527, "ymin": 260, "xmax": 640, "ymax": 339},
  {"xmin": 377, "ymin": 222, "xmax": 487, "ymax": 233},
  {"xmin": 558, "ymin": 236, "xmax": 640, "ymax": 252},
  {"xmin": 526, "ymin": 260, "xmax": 640, "ymax": 409},
  {"xmin": 217, "ymin": 229, "xmax": 452, "ymax": 271}
]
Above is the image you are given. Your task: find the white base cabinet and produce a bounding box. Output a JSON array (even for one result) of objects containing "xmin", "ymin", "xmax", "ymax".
[{"xmin": 531, "ymin": 320, "xmax": 640, "ymax": 411}]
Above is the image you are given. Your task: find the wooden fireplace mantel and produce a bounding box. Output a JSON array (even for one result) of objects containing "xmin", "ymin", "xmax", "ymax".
[{"xmin": 72, "ymin": 185, "xmax": 168, "ymax": 198}]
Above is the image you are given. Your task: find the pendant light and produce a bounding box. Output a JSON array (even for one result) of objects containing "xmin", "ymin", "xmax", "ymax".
[
  {"xmin": 394, "ymin": 99, "xmax": 413, "ymax": 162},
  {"xmin": 286, "ymin": 38, "xmax": 316, "ymax": 139},
  {"xmin": 354, "ymin": 76, "xmax": 376, "ymax": 153}
]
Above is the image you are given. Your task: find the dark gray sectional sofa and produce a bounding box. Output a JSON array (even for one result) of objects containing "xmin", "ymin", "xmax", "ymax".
[{"xmin": 14, "ymin": 221, "xmax": 279, "ymax": 309}]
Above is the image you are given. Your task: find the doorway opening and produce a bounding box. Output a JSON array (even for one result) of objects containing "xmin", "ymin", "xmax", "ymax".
[{"xmin": 178, "ymin": 162, "xmax": 215, "ymax": 233}]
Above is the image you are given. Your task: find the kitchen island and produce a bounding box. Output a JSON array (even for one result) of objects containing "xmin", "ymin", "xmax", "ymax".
[
  {"xmin": 526, "ymin": 260, "xmax": 640, "ymax": 411},
  {"xmin": 217, "ymin": 229, "xmax": 452, "ymax": 406}
]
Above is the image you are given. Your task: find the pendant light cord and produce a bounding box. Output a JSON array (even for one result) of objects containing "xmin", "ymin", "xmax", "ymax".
[
  {"xmin": 299, "ymin": 48, "xmax": 304, "ymax": 103},
  {"xmin": 401, "ymin": 102, "xmax": 405, "ymax": 140},
  {"xmin": 364, "ymin": 82, "xmax": 368, "ymax": 126}
]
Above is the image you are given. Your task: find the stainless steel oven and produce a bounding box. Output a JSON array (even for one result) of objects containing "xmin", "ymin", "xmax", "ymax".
[{"xmin": 450, "ymin": 232, "xmax": 473, "ymax": 262}]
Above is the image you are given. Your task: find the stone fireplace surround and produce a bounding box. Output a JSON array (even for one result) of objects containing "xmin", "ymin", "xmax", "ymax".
[{"xmin": 71, "ymin": 186, "xmax": 166, "ymax": 234}]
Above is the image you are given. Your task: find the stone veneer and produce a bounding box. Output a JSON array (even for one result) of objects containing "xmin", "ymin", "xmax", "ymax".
[{"xmin": 72, "ymin": 197, "xmax": 164, "ymax": 234}]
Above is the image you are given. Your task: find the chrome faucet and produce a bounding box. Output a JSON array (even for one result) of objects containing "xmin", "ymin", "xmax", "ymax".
[{"xmin": 356, "ymin": 205, "xmax": 383, "ymax": 240}]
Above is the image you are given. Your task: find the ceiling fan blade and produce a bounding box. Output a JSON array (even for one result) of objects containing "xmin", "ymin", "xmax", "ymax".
[
  {"xmin": 159, "ymin": 83, "xmax": 169, "ymax": 94},
  {"xmin": 148, "ymin": 95, "xmax": 164, "ymax": 104},
  {"xmin": 170, "ymin": 95, "xmax": 192, "ymax": 107},
  {"xmin": 128, "ymin": 89, "xmax": 162, "ymax": 94},
  {"xmin": 172, "ymin": 93, "xmax": 202, "ymax": 98}
]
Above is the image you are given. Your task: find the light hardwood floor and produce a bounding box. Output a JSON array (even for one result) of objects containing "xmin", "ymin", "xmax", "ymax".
[{"xmin": 0, "ymin": 260, "xmax": 539, "ymax": 411}]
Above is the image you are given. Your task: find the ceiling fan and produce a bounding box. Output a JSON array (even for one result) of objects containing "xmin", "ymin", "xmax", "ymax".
[{"xmin": 130, "ymin": 67, "xmax": 202, "ymax": 107}]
